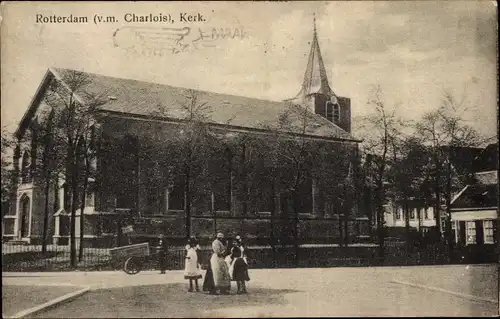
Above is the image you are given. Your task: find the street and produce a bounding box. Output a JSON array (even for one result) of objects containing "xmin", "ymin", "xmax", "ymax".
[{"xmin": 3, "ymin": 264, "xmax": 498, "ymax": 317}]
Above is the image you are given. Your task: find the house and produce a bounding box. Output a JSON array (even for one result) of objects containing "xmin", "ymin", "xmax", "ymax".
[
  {"xmin": 2, "ymin": 21, "xmax": 368, "ymax": 247},
  {"xmin": 380, "ymin": 145, "xmax": 488, "ymax": 239},
  {"xmin": 450, "ymin": 143, "xmax": 498, "ymax": 249}
]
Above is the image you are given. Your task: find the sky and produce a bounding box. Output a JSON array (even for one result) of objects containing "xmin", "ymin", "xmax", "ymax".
[{"xmin": 1, "ymin": 1, "xmax": 498, "ymax": 139}]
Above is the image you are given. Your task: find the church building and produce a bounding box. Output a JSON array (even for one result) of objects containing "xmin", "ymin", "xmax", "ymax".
[{"xmin": 2, "ymin": 20, "xmax": 368, "ymax": 247}]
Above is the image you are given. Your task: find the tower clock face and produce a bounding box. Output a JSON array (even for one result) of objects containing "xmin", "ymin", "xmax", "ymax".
[{"xmin": 331, "ymin": 95, "xmax": 338, "ymax": 104}]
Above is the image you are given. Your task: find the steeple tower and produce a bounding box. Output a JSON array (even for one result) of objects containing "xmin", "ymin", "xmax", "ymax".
[
  {"xmin": 298, "ymin": 14, "xmax": 334, "ymax": 98},
  {"xmin": 286, "ymin": 14, "xmax": 352, "ymax": 133}
]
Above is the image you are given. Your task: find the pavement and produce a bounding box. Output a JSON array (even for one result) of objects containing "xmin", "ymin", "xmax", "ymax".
[{"xmin": 2, "ymin": 264, "xmax": 499, "ymax": 317}]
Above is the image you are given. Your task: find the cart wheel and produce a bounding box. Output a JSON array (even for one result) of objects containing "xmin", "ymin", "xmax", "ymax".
[{"xmin": 124, "ymin": 256, "xmax": 142, "ymax": 275}]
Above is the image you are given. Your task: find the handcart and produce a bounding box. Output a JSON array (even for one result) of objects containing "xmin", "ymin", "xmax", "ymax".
[{"xmin": 109, "ymin": 242, "xmax": 151, "ymax": 275}]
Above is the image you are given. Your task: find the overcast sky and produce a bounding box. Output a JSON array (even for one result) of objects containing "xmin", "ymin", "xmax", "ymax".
[{"xmin": 1, "ymin": 1, "xmax": 497, "ymax": 139}]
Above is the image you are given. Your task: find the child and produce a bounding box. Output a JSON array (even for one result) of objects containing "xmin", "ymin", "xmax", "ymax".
[
  {"xmin": 184, "ymin": 238, "xmax": 202, "ymax": 292},
  {"xmin": 230, "ymin": 239, "xmax": 250, "ymax": 294}
]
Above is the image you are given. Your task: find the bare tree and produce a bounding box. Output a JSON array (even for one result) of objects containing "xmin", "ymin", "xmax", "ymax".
[
  {"xmin": 264, "ymin": 104, "xmax": 328, "ymax": 265},
  {"xmin": 415, "ymin": 88, "xmax": 487, "ymax": 258},
  {"xmin": 1, "ymin": 127, "xmax": 16, "ymax": 222},
  {"xmin": 148, "ymin": 89, "xmax": 216, "ymax": 239},
  {"xmin": 355, "ymin": 85, "xmax": 405, "ymax": 261},
  {"xmin": 389, "ymin": 136, "xmax": 431, "ymax": 250},
  {"xmin": 44, "ymin": 70, "xmax": 108, "ymax": 267}
]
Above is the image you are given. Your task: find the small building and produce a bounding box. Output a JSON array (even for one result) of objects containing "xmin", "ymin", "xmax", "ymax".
[
  {"xmin": 380, "ymin": 145, "xmax": 488, "ymax": 239},
  {"xmin": 450, "ymin": 144, "xmax": 498, "ymax": 249}
]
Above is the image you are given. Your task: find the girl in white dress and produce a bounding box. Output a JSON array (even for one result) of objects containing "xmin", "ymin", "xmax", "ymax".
[{"xmin": 184, "ymin": 238, "xmax": 202, "ymax": 292}]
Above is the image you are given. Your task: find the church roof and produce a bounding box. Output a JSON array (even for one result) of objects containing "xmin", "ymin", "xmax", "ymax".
[{"xmin": 16, "ymin": 67, "xmax": 359, "ymax": 142}]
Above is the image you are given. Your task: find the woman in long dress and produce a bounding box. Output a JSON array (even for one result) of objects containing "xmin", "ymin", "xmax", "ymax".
[{"xmin": 209, "ymin": 232, "xmax": 231, "ymax": 295}]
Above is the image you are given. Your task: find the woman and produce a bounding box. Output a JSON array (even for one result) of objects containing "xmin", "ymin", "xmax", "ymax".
[{"xmin": 209, "ymin": 232, "xmax": 231, "ymax": 295}]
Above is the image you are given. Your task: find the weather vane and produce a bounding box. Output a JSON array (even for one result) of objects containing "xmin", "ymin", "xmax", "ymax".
[{"xmin": 313, "ymin": 13, "xmax": 317, "ymax": 34}]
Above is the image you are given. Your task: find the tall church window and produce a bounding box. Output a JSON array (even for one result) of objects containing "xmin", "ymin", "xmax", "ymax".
[
  {"xmin": 325, "ymin": 101, "xmax": 333, "ymax": 122},
  {"xmin": 211, "ymin": 174, "xmax": 231, "ymax": 213},
  {"xmin": 326, "ymin": 101, "xmax": 341, "ymax": 123},
  {"xmin": 20, "ymin": 151, "xmax": 31, "ymax": 184},
  {"xmin": 333, "ymin": 103, "xmax": 340, "ymax": 123},
  {"xmin": 168, "ymin": 176, "xmax": 185, "ymax": 211},
  {"xmin": 115, "ymin": 135, "xmax": 138, "ymax": 209}
]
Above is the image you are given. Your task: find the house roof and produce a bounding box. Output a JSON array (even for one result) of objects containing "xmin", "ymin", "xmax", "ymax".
[
  {"xmin": 474, "ymin": 170, "xmax": 498, "ymax": 185},
  {"xmin": 16, "ymin": 67, "xmax": 359, "ymax": 142},
  {"xmin": 447, "ymin": 146, "xmax": 485, "ymax": 174},
  {"xmin": 450, "ymin": 183, "xmax": 498, "ymax": 209},
  {"xmin": 473, "ymin": 143, "xmax": 498, "ymax": 172}
]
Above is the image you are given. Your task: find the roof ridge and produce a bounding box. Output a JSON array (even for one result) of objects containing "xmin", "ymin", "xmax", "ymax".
[{"xmin": 51, "ymin": 67, "xmax": 289, "ymax": 107}]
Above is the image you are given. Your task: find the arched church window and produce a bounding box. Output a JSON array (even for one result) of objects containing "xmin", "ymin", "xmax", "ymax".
[
  {"xmin": 20, "ymin": 151, "xmax": 31, "ymax": 183},
  {"xmin": 325, "ymin": 101, "xmax": 334, "ymax": 122},
  {"xmin": 333, "ymin": 103, "xmax": 340, "ymax": 123}
]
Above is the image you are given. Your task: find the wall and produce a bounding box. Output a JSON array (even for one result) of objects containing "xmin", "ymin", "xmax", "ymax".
[{"xmin": 337, "ymin": 96, "xmax": 351, "ymax": 133}]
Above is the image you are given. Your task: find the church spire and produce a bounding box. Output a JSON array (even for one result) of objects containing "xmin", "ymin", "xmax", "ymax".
[{"xmin": 290, "ymin": 14, "xmax": 334, "ymax": 103}]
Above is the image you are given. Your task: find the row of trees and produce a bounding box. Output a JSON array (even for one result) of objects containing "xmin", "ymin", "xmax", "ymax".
[
  {"xmin": 357, "ymin": 85, "xmax": 492, "ymax": 260},
  {"xmin": 2, "ymin": 70, "xmax": 358, "ymax": 268},
  {"xmin": 123, "ymin": 89, "xmax": 359, "ymax": 265},
  {"xmin": 3, "ymin": 70, "xmax": 491, "ymax": 267}
]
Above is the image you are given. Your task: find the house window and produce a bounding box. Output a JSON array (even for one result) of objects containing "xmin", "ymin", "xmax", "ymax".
[
  {"xmin": 441, "ymin": 218, "xmax": 447, "ymax": 232},
  {"xmin": 484, "ymin": 220, "xmax": 494, "ymax": 244},
  {"xmin": 424, "ymin": 208, "xmax": 429, "ymax": 220},
  {"xmin": 466, "ymin": 221, "xmax": 476, "ymax": 245},
  {"xmin": 410, "ymin": 208, "xmax": 415, "ymax": 220},
  {"xmin": 395, "ymin": 207, "xmax": 401, "ymax": 220}
]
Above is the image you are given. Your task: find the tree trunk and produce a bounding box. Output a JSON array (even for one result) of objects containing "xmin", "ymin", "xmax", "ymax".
[
  {"xmin": 70, "ymin": 164, "xmax": 79, "ymax": 268},
  {"xmin": 42, "ymin": 174, "xmax": 51, "ymax": 253},
  {"xmin": 343, "ymin": 193, "xmax": 350, "ymax": 247},
  {"xmin": 433, "ymin": 162, "xmax": 442, "ymax": 239},
  {"xmin": 445, "ymin": 155, "xmax": 454, "ymax": 262},
  {"xmin": 184, "ymin": 166, "xmax": 191, "ymax": 239},
  {"xmin": 404, "ymin": 198, "xmax": 411, "ymax": 252},
  {"xmin": 338, "ymin": 212, "xmax": 343, "ymax": 248},
  {"xmin": 293, "ymin": 191, "xmax": 300, "ymax": 267},
  {"xmin": 270, "ymin": 173, "xmax": 277, "ymax": 268},
  {"xmin": 78, "ymin": 160, "xmax": 90, "ymax": 261},
  {"xmin": 375, "ymin": 184, "xmax": 385, "ymax": 263}
]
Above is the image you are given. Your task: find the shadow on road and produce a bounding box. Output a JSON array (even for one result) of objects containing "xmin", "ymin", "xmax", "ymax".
[{"xmin": 34, "ymin": 283, "xmax": 301, "ymax": 318}]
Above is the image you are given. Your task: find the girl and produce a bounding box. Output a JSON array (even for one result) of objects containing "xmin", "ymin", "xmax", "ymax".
[
  {"xmin": 184, "ymin": 238, "xmax": 202, "ymax": 292},
  {"xmin": 230, "ymin": 238, "xmax": 250, "ymax": 294}
]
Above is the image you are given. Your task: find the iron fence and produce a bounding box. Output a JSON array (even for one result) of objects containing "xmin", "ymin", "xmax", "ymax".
[{"xmin": 1, "ymin": 241, "xmax": 493, "ymax": 272}]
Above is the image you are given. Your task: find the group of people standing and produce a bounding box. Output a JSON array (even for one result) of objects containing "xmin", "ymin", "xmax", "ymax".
[{"xmin": 183, "ymin": 232, "xmax": 250, "ymax": 295}]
